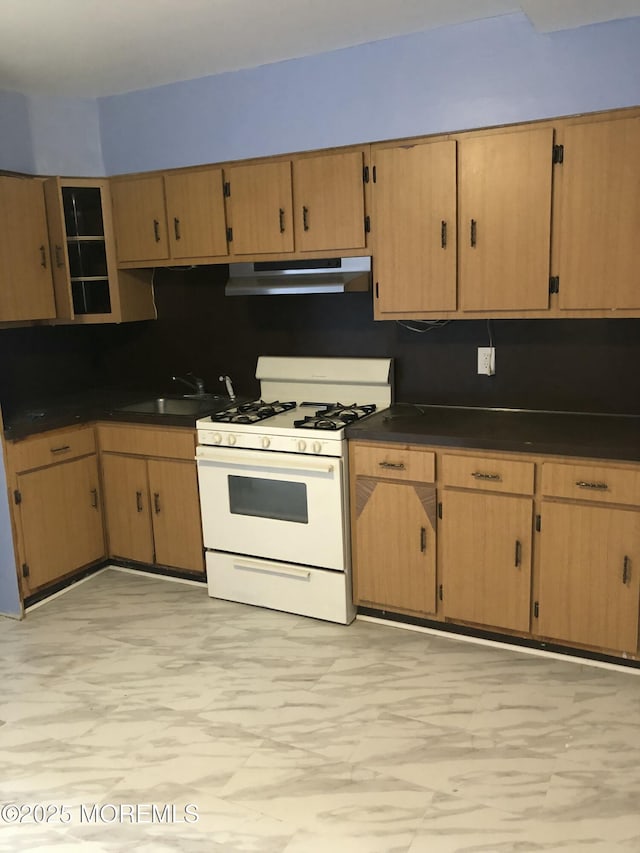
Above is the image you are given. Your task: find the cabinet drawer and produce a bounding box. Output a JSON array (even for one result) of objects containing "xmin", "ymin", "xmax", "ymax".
[
  {"xmin": 97, "ymin": 423, "xmax": 196, "ymax": 460},
  {"xmin": 8, "ymin": 425, "xmax": 96, "ymax": 473},
  {"xmin": 442, "ymin": 454, "xmax": 534, "ymax": 494},
  {"xmin": 351, "ymin": 443, "xmax": 435, "ymax": 482},
  {"xmin": 541, "ymin": 462, "xmax": 640, "ymax": 506}
]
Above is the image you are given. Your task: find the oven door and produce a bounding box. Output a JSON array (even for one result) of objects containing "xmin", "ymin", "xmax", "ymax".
[{"xmin": 196, "ymin": 446, "xmax": 347, "ymax": 570}]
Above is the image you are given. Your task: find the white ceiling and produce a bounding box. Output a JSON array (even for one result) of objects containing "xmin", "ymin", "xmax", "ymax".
[{"xmin": 2, "ymin": 0, "xmax": 640, "ymax": 98}]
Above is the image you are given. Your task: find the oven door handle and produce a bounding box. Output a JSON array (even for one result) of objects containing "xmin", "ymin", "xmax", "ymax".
[{"xmin": 196, "ymin": 447, "xmax": 335, "ymax": 474}]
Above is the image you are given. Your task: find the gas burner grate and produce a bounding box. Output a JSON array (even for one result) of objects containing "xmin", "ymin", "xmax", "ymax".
[
  {"xmin": 294, "ymin": 402, "xmax": 377, "ymax": 431},
  {"xmin": 210, "ymin": 400, "xmax": 296, "ymax": 424}
]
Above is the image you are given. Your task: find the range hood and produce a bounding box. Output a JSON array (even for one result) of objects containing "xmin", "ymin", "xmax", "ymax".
[{"xmin": 225, "ymin": 256, "xmax": 371, "ymax": 296}]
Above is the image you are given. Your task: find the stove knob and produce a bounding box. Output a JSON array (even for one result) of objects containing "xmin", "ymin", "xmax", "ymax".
[
  {"xmin": 312, "ymin": 441, "xmax": 322, "ymax": 454},
  {"xmin": 213, "ymin": 433, "xmax": 222, "ymax": 445},
  {"xmin": 297, "ymin": 439, "xmax": 307, "ymax": 452},
  {"xmin": 227, "ymin": 434, "xmax": 236, "ymax": 446},
  {"xmin": 262, "ymin": 436, "xmax": 271, "ymax": 449}
]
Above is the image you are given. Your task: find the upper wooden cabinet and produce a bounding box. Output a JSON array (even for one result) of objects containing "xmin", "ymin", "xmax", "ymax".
[
  {"xmin": 458, "ymin": 127, "xmax": 553, "ymax": 312},
  {"xmin": 44, "ymin": 178, "xmax": 155, "ymax": 324},
  {"xmin": 371, "ymin": 140, "xmax": 457, "ymax": 314},
  {"xmin": 0, "ymin": 175, "xmax": 56, "ymax": 322},
  {"xmin": 292, "ymin": 151, "xmax": 366, "ymax": 253},
  {"xmin": 164, "ymin": 168, "xmax": 228, "ymax": 260},
  {"xmin": 111, "ymin": 168, "xmax": 228, "ymax": 264},
  {"xmin": 111, "ymin": 175, "xmax": 169, "ymax": 263},
  {"xmin": 555, "ymin": 116, "xmax": 640, "ymax": 310},
  {"xmin": 225, "ymin": 160, "xmax": 294, "ymax": 255}
]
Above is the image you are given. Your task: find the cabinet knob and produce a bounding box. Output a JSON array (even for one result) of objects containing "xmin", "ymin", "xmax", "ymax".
[
  {"xmin": 174, "ymin": 217, "xmax": 181, "ymax": 240},
  {"xmin": 153, "ymin": 219, "xmax": 160, "ymax": 242},
  {"xmin": 135, "ymin": 490, "xmax": 143, "ymax": 512},
  {"xmin": 39, "ymin": 245, "xmax": 47, "ymax": 268},
  {"xmin": 90, "ymin": 488, "xmax": 98, "ymax": 509},
  {"xmin": 279, "ymin": 208, "xmax": 285, "ymax": 233},
  {"xmin": 623, "ymin": 555, "xmax": 631, "ymax": 585},
  {"xmin": 154, "ymin": 492, "xmax": 161, "ymax": 514},
  {"xmin": 302, "ymin": 206, "xmax": 309, "ymax": 231}
]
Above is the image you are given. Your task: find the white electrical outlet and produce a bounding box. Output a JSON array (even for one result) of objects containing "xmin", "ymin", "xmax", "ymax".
[{"xmin": 477, "ymin": 346, "xmax": 496, "ymax": 376}]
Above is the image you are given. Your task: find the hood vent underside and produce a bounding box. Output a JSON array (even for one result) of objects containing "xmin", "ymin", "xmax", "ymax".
[{"xmin": 225, "ymin": 257, "xmax": 371, "ymax": 296}]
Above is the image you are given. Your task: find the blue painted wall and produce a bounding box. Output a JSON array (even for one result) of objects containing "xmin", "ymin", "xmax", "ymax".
[
  {"xmin": 28, "ymin": 95, "xmax": 104, "ymax": 177},
  {"xmin": 98, "ymin": 12, "xmax": 640, "ymax": 175},
  {"xmin": 0, "ymin": 89, "xmax": 35, "ymax": 173},
  {"xmin": 0, "ymin": 447, "xmax": 21, "ymax": 618}
]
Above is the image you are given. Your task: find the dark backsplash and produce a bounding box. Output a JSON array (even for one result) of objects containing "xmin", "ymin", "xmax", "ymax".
[{"xmin": 1, "ymin": 263, "xmax": 639, "ymax": 415}]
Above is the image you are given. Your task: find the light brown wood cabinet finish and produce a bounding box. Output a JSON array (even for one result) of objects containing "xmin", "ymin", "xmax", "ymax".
[
  {"xmin": 372, "ymin": 140, "xmax": 457, "ymax": 314},
  {"xmin": 293, "ymin": 151, "xmax": 366, "ymax": 252},
  {"xmin": 458, "ymin": 127, "xmax": 553, "ymax": 312},
  {"xmin": 164, "ymin": 168, "xmax": 228, "ymax": 259},
  {"xmin": 111, "ymin": 175, "xmax": 169, "ymax": 263},
  {"xmin": 556, "ymin": 116, "xmax": 640, "ymax": 310},
  {"xmin": 354, "ymin": 479, "xmax": 437, "ymax": 615},
  {"xmin": 225, "ymin": 161, "xmax": 294, "ymax": 255},
  {"xmin": 16, "ymin": 455, "xmax": 105, "ymax": 595},
  {"xmin": 537, "ymin": 502, "xmax": 640, "ymax": 654},
  {"xmin": 101, "ymin": 453, "xmax": 154, "ymax": 564},
  {"xmin": 0, "ymin": 176, "xmax": 56, "ymax": 321},
  {"xmin": 442, "ymin": 454, "xmax": 534, "ymax": 495},
  {"xmin": 541, "ymin": 461, "xmax": 640, "ymax": 506},
  {"xmin": 99, "ymin": 425, "xmax": 204, "ymax": 574},
  {"xmin": 352, "ymin": 443, "xmax": 435, "ymax": 482},
  {"xmin": 147, "ymin": 459, "xmax": 204, "ymax": 572},
  {"xmin": 440, "ymin": 490, "xmax": 533, "ymax": 632}
]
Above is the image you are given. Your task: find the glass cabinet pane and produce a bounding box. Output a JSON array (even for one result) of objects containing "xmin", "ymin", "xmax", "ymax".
[
  {"xmin": 71, "ymin": 281, "xmax": 111, "ymax": 315},
  {"xmin": 67, "ymin": 240, "xmax": 108, "ymax": 278},
  {"xmin": 62, "ymin": 187, "xmax": 104, "ymax": 236}
]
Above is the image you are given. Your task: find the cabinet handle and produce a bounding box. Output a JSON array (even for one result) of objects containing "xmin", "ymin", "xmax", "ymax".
[
  {"xmin": 623, "ymin": 555, "xmax": 631, "ymax": 585},
  {"xmin": 514, "ymin": 539, "xmax": 522, "ymax": 568},
  {"xmin": 470, "ymin": 219, "xmax": 477, "ymax": 248},
  {"xmin": 136, "ymin": 490, "xmax": 143, "ymax": 512},
  {"xmin": 575, "ymin": 480, "xmax": 608, "ymax": 491},
  {"xmin": 471, "ymin": 471, "xmax": 501, "ymax": 481},
  {"xmin": 153, "ymin": 219, "xmax": 160, "ymax": 242},
  {"xmin": 154, "ymin": 492, "xmax": 161, "ymax": 514},
  {"xmin": 50, "ymin": 445, "xmax": 71, "ymax": 454},
  {"xmin": 90, "ymin": 488, "xmax": 98, "ymax": 509},
  {"xmin": 420, "ymin": 526, "xmax": 427, "ymax": 553},
  {"xmin": 279, "ymin": 208, "xmax": 285, "ymax": 233},
  {"xmin": 441, "ymin": 220, "xmax": 447, "ymax": 248},
  {"xmin": 55, "ymin": 245, "xmax": 64, "ymax": 268},
  {"xmin": 302, "ymin": 206, "xmax": 309, "ymax": 231},
  {"xmin": 379, "ymin": 461, "xmax": 405, "ymax": 470},
  {"xmin": 39, "ymin": 245, "xmax": 47, "ymax": 268},
  {"xmin": 174, "ymin": 217, "xmax": 181, "ymax": 240}
]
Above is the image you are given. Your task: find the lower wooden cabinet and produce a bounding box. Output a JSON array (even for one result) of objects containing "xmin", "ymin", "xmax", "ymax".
[
  {"xmin": 98, "ymin": 424, "xmax": 204, "ymax": 574},
  {"xmin": 349, "ymin": 440, "xmax": 640, "ymax": 661},
  {"xmin": 440, "ymin": 490, "xmax": 533, "ymax": 632},
  {"xmin": 6, "ymin": 425, "xmax": 105, "ymax": 597},
  {"xmin": 350, "ymin": 443, "xmax": 437, "ymax": 615}
]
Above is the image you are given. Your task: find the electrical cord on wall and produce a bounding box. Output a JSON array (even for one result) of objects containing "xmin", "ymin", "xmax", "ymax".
[
  {"xmin": 396, "ymin": 319, "xmax": 451, "ymax": 333},
  {"xmin": 486, "ymin": 318, "xmax": 494, "ymax": 348}
]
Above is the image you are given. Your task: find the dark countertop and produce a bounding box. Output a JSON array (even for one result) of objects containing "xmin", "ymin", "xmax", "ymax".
[
  {"xmin": 1, "ymin": 389, "xmax": 238, "ymax": 441},
  {"xmin": 345, "ymin": 403, "xmax": 640, "ymax": 463}
]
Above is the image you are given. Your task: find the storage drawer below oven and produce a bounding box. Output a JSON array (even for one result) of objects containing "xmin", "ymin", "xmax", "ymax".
[{"xmin": 206, "ymin": 551, "xmax": 355, "ymax": 625}]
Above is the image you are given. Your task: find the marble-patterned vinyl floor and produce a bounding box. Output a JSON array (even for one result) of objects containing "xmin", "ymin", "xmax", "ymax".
[{"xmin": 0, "ymin": 568, "xmax": 639, "ymax": 853}]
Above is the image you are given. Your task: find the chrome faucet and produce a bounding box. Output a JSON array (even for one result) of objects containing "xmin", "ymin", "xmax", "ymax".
[
  {"xmin": 172, "ymin": 373, "xmax": 206, "ymax": 396},
  {"xmin": 219, "ymin": 374, "xmax": 236, "ymax": 400}
]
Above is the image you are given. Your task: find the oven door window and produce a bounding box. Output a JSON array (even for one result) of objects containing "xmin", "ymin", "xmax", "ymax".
[{"xmin": 228, "ymin": 475, "xmax": 308, "ymax": 524}]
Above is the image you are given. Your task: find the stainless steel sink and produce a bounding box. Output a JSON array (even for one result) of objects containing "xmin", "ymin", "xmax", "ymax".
[{"xmin": 117, "ymin": 396, "xmax": 224, "ymax": 416}]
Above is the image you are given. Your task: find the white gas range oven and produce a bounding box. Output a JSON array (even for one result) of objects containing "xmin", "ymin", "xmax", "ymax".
[{"xmin": 196, "ymin": 356, "xmax": 393, "ymax": 624}]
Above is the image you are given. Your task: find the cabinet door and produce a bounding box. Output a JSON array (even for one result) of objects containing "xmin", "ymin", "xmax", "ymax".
[
  {"xmin": 557, "ymin": 117, "xmax": 640, "ymax": 310},
  {"xmin": 372, "ymin": 141, "xmax": 457, "ymax": 314},
  {"xmin": 101, "ymin": 454, "xmax": 154, "ymax": 563},
  {"xmin": 111, "ymin": 176, "xmax": 169, "ymax": 263},
  {"xmin": 165, "ymin": 168, "xmax": 228, "ymax": 259},
  {"xmin": 293, "ymin": 151, "xmax": 366, "ymax": 252},
  {"xmin": 441, "ymin": 490, "xmax": 532, "ymax": 632},
  {"xmin": 147, "ymin": 459, "xmax": 204, "ymax": 573},
  {"xmin": 458, "ymin": 127, "xmax": 553, "ymax": 311},
  {"xmin": 538, "ymin": 502, "xmax": 640, "ymax": 653},
  {"xmin": 0, "ymin": 176, "xmax": 56, "ymax": 321},
  {"xmin": 17, "ymin": 455, "xmax": 105, "ymax": 594},
  {"xmin": 353, "ymin": 479, "xmax": 436, "ymax": 614},
  {"xmin": 225, "ymin": 161, "xmax": 294, "ymax": 255}
]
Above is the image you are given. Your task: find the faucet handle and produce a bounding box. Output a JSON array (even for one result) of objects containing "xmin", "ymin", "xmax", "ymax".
[{"xmin": 219, "ymin": 374, "xmax": 236, "ymax": 400}]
